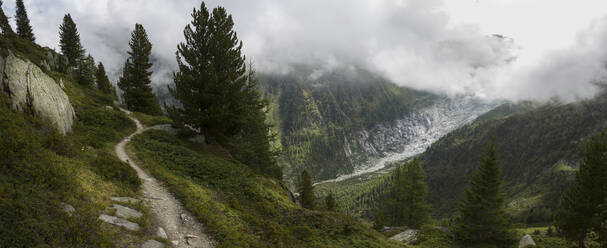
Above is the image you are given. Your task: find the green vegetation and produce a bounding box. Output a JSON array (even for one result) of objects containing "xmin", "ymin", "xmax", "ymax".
[
  {"xmin": 326, "ymin": 192, "xmax": 337, "ymax": 211},
  {"xmin": 298, "ymin": 170, "xmax": 316, "ymax": 209},
  {"xmin": 455, "ymin": 138, "xmax": 513, "ymax": 245},
  {"xmin": 128, "ymin": 129, "xmax": 405, "ymax": 248},
  {"xmin": 260, "ymin": 67, "xmax": 437, "ymax": 182},
  {"xmin": 378, "ymin": 158, "xmax": 430, "ymax": 229},
  {"xmin": 557, "ymin": 132, "xmax": 607, "ymax": 247},
  {"xmin": 0, "ymin": 34, "xmax": 164, "ymax": 247},
  {"xmin": 95, "ymin": 62, "xmax": 112, "ymax": 93},
  {"xmin": 420, "ymin": 97, "xmax": 607, "ymax": 218},
  {"xmin": 118, "ymin": 23, "xmax": 162, "ymax": 116},
  {"xmin": 168, "ymin": 2, "xmax": 280, "ymax": 178}
]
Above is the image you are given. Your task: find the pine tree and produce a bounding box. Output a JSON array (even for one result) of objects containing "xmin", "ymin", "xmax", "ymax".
[
  {"xmin": 59, "ymin": 14, "xmax": 84, "ymax": 68},
  {"xmin": 298, "ymin": 170, "xmax": 315, "ymax": 209},
  {"xmin": 117, "ymin": 23, "xmax": 162, "ymax": 116},
  {"xmin": 96, "ymin": 62, "xmax": 111, "ymax": 93},
  {"xmin": 0, "ymin": 1, "xmax": 13, "ymax": 35},
  {"xmin": 15, "ymin": 0, "xmax": 34, "ymax": 42},
  {"xmin": 379, "ymin": 158, "xmax": 430, "ymax": 228},
  {"xmin": 326, "ymin": 192, "xmax": 337, "ymax": 211},
  {"xmin": 76, "ymin": 54, "xmax": 95, "ymax": 85},
  {"xmin": 557, "ymin": 132, "xmax": 607, "ymax": 248},
  {"xmin": 455, "ymin": 138, "xmax": 510, "ymax": 243},
  {"xmin": 168, "ymin": 3, "xmax": 279, "ymax": 175}
]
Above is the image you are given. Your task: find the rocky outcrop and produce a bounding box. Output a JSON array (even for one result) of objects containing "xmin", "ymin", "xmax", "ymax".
[{"xmin": 0, "ymin": 52, "xmax": 75, "ymax": 134}]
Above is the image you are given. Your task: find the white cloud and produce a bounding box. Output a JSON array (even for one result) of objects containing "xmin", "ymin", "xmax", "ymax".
[{"xmin": 5, "ymin": 0, "xmax": 607, "ymax": 101}]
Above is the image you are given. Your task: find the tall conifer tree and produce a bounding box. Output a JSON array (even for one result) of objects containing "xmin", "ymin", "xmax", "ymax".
[
  {"xmin": 117, "ymin": 23, "xmax": 162, "ymax": 115},
  {"xmin": 557, "ymin": 132, "xmax": 607, "ymax": 248},
  {"xmin": 379, "ymin": 158, "xmax": 429, "ymax": 228},
  {"xmin": 0, "ymin": 1, "xmax": 13, "ymax": 35},
  {"xmin": 59, "ymin": 14, "xmax": 84, "ymax": 68},
  {"xmin": 15, "ymin": 0, "xmax": 34, "ymax": 42},
  {"xmin": 77, "ymin": 54, "xmax": 95, "ymax": 85},
  {"xmin": 455, "ymin": 138, "xmax": 510, "ymax": 243},
  {"xmin": 298, "ymin": 170, "xmax": 315, "ymax": 209},
  {"xmin": 168, "ymin": 2, "xmax": 279, "ymax": 176},
  {"xmin": 96, "ymin": 62, "xmax": 111, "ymax": 93}
]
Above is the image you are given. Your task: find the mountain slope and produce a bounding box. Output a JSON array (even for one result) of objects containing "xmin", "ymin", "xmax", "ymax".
[{"xmin": 422, "ymin": 93, "xmax": 607, "ymax": 218}]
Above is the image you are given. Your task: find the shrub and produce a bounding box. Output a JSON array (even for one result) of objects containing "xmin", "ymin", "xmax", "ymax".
[{"xmin": 89, "ymin": 151, "xmax": 140, "ymax": 191}]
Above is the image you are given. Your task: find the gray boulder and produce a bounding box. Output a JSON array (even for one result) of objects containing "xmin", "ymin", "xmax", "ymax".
[
  {"xmin": 141, "ymin": 240, "xmax": 165, "ymax": 248},
  {"xmin": 98, "ymin": 214, "xmax": 140, "ymax": 231},
  {"xmin": 519, "ymin": 234, "xmax": 536, "ymax": 248},
  {"xmin": 157, "ymin": 227, "xmax": 168, "ymax": 239},
  {"xmin": 110, "ymin": 196, "xmax": 140, "ymax": 204},
  {"xmin": 0, "ymin": 52, "xmax": 75, "ymax": 134},
  {"xmin": 390, "ymin": 229, "xmax": 419, "ymax": 245},
  {"xmin": 109, "ymin": 204, "xmax": 143, "ymax": 219}
]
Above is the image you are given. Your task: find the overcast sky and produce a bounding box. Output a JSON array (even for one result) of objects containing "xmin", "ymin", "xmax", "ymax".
[{"xmin": 5, "ymin": 0, "xmax": 607, "ymax": 101}]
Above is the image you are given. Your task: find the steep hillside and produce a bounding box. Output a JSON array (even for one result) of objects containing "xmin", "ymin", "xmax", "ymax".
[
  {"xmin": 421, "ymin": 94, "xmax": 607, "ymax": 218},
  {"xmin": 259, "ymin": 66, "xmax": 495, "ymax": 183},
  {"xmin": 0, "ymin": 36, "xmax": 164, "ymax": 247},
  {"xmin": 127, "ymin": 128, "xmax": 405, "ymax": 248}
]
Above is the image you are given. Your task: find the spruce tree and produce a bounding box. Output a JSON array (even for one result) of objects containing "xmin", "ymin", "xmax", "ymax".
[
  {"xmin": 15, "ymin": 0, "xmax": 34, "ymax": 42},
  {"xmin": 76, "ymin": 54, "xmax": 95, "ymax": 85},
  {"xmin": 326, "ymin": 192, "xmax": 337, "ymax": 211},
  {"xmin": 455, "ymin": 138, "xmax": 510, "ymax": 243},
  {"xmin": 117, "ymin": 23, "xmax": 162, "ymax": 116},
  {"xmin": 379, "ymin": 158, "xmax": 430, "ymax": 228},
  {"xmin": 168, "ymin": 2, "xmax": 279, "ymax": 175},
  {"xmin": 96, "ymin": 62, "xmax": 111, "ymax": 93},
  {"xmin": 298, "ymin": 170, "xmax": 315, "ymax": 209},
  {"xmin": 0, "ymin": 1, "xmax": 13, "ymax": 35},
  {"xmin": 557, "ymin": 132, "xmax": 607, "ymax": 248},
  {"xmin": 59, "ymin": 14, "xmax": 84, "ymax": 68}
]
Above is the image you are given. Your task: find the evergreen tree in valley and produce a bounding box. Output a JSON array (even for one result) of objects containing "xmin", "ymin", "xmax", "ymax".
[
  {"xmin": 117, "ymin": 23, "xmax": 162, "ymax": 115},
  {"xmin": 455, "ymin": 138, "xmax": 510, "ymax": 243},
  {"xmin": 0, "ymin": 1, "xmax": 13, "ymax": 35},
  {"xmin": 59, "ymin": 14, "xmax": 84, "ymax": 68},
  {"xmin": 96, "ymin": 62, "xmax": 112, "ymax": 93},
  {"xmin": 15, "ymin": 0, "xmax": 34, "ymax": 42},
  {"xmin": 298, "ymin": 170, "xmax": 315, "ymax": 209},
  {"xmin": 379, "ymin": 158, "xmax": 430, "ymax": 228},
  {"xmin": 557, "ymin": 132, "xmax": 607, "ymax": 248},
  {"xmin": 168, "ymin": 2, "xmax": 279, "ymax": 176},
  {"xmin": 326, "ymin": 192, "xmax": 337, "ymax": 211}
]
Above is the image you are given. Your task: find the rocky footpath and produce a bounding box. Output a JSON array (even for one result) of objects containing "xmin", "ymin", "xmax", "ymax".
[{"xmin": 0, "ymin": 51, "xmax": 74, "ymax": 134}]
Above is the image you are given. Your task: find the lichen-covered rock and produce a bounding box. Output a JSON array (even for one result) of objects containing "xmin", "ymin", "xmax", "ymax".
[
  {"xmin": 519, "ymin": 234, "xmax": 536, "ymax": 248},
  {"xmin": 0, "ymin": 52, "xmax": 75, "ymax": 134},
  {"xmin": 390, "ymin": 229, "xmax": 418, "ymax": 244}
]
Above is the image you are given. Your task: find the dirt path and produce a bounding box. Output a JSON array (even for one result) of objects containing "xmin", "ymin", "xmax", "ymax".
[{"xmin": 115, "ymin": 110, "xmax": 214, "ymax": 248}]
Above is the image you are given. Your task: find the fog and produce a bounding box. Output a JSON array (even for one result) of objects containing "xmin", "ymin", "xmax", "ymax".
[{"xmin": 5, "ymin": 0, "xmax": 607, "ymax": 101}]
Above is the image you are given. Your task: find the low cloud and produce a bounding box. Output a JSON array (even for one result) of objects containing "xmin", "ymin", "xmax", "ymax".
[{"xmin": 5, "ymin": 0, "xmax": 607, "ymax": 101}]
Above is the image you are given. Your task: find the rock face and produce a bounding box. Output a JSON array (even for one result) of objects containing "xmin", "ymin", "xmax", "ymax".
[
  {"xmin": 0, "ymin": 52, "xmax": 75, "ymax": 134},
  {"xmin": 390, "ymin": 229, "xmax": 419, "ymax": 245},
  {"xmin": 519, "ymin": 234, "xmax": 536, "ymax": 248}
]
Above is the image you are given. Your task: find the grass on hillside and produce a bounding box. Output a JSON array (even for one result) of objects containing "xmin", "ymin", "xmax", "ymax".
[
  {"xmin": 131, "ymin": 111, "xmax": 173, "ymax": 127},
  {"xmin": 127, "ymin": 129, "xmax": 406, "ymax": 248},
  {"xmin": 0, "ymin": 36, "xmax": 162, "ymax": 246}
]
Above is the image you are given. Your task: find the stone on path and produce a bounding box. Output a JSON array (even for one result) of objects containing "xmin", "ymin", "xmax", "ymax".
[
  {"xmin": 110, "ymin": 204, "xmax": 143, "ymax": 219},
  {"xmin": 141, "ymin": 239, "xmax": 165, "ymax": 248},
  {"xmin": 98, "ymin": 214, "xmax": 140, "ymax": 231},
  {"xmin": 111, "ymin": 196, "xmax": 140, "ymax": 204},
  {"xmin": 157, "ymin": 227, "xmax": 168, "ymax": 239}
]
